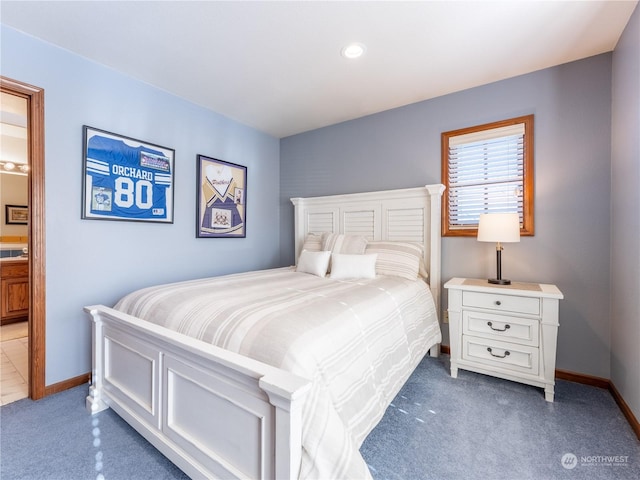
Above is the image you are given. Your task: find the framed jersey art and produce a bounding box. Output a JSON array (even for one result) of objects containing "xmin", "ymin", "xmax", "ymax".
[
  {"xmin": 82, "ymin": 126, "xmax": 175, "ymax": 223},
  {"xmin": 196, "ymin": 155, "xmax": 247, "ymax": 238}
]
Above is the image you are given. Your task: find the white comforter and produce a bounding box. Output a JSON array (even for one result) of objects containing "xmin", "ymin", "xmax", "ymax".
[{"xmin": 115, "ymin": 267, "xmax": 440, "ymax": 479}]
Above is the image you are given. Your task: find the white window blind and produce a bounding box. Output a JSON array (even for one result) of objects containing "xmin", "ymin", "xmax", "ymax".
[{"xmin": 447, "ymin": 123, "xmax": 525, "ymax": 229}]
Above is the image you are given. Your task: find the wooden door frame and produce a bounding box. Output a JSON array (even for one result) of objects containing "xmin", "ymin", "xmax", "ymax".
[{"xmin": 1, "ymin": 76, "xmax": 46, "ymax": 400}]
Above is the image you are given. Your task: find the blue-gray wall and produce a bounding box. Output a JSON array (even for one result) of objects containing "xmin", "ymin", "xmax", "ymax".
[
  {"xmin": 3, "ymin": 12, "xmax": 636, "ymax": 413},
  {"xmin": 281, "ymin": 54, "xmax": 613, "ymax": 380},
  {"xmin": 1, "ymin": 25, "xmax": 281, "ymax": 385},
  {"xmin": 611, "ymin": 4, "xmax": 640, "ymax": 420}
]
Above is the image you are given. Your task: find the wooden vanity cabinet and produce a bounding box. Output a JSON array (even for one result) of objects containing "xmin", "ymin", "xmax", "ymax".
[{"xmin": 1, "ymin": 260, "xmax": 29, "ymax": 324}]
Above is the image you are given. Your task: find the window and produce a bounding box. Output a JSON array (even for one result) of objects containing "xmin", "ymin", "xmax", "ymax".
[{"xmin": 441, "ymin": 115, "xmax": 534, "ymax": 237}]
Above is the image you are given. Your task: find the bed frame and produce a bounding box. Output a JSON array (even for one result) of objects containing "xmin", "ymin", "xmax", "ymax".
[{"xmin": 85, "ymin": 184, "xmax": 445, "ymax": 480}]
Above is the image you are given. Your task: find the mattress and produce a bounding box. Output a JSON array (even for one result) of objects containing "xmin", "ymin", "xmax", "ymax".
[{"xmin": 115, "ymin": 267, "xmax": 441, "ymax": 479}]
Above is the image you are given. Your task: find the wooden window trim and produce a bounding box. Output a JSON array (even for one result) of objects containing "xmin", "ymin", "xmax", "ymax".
[{"xmin": 441, "ymin": 114, "xmax": 534, "ymax": 237}]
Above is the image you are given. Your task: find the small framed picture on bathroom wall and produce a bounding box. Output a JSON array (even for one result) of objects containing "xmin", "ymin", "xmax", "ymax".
[{"xmin": 5, "ymin": 205, "xmax": 28, "ymax": 225}]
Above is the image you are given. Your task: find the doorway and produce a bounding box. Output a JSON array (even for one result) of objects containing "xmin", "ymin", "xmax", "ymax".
[{"xmin": 0, "ymin": 77, "xmax": 45, "ymax": 400}]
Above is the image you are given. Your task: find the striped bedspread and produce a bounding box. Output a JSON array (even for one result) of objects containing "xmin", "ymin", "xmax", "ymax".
[{"xmin": 115, "ymin": 267, "xmax": 441, "ymax": 479}]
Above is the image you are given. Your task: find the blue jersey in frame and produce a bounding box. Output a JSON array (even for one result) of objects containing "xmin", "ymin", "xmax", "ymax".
[{"xmin": 85, "ymin": 134, "xmax": 172, "ymax": 220}]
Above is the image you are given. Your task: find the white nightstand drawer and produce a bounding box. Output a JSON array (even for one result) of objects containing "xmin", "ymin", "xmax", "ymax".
[
  {"xmin": 462, "ymin": 311, "xmax": 539, "ymax": 347},
  {"xmin": 462, "ymin": 336, "xmax": 539, "ymax": 375},
  {"xmin": 462, "ymin": 291, "xmax": 540, "ymax": 316}
]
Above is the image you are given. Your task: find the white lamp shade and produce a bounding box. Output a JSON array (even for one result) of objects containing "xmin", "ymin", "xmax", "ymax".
[{"xmin": 477, "ymin": 213, "xmax": 521, "ymax": 243}]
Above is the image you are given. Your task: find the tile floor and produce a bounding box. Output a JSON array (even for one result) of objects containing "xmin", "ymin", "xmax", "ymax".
[{"xmin": 0, "ymin": 322, "xmax": 28, "ymax": 405}]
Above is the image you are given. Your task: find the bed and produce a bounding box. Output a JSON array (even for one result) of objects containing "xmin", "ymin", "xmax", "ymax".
[{"xmin": 85, "ymin": 184, "xmax": 445, "ymax": 480}]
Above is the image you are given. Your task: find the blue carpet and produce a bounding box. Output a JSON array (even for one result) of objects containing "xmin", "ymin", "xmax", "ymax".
[
  {"xmin": 0, "ymin": 385, "xmax": 188, "ymax": 480},
  {"xmin": 360, "ymin": 355, "xmax": 640, "ymax": 480},
  {"xmin": 1, "ymin": 355, "xmax": 638, "ymax": 479}
]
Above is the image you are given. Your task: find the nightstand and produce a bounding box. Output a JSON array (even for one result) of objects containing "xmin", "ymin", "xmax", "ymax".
[{"xmin": 444, "ymin": 277, "xmax": 564, "ymax": 402}]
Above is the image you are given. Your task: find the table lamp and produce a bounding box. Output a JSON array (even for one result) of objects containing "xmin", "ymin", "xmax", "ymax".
[{"xmin": 477, "ymin": 213, "xmax": 520, "ymax": 285}]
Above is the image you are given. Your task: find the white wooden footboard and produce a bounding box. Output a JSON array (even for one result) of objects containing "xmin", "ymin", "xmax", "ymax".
[{"xmin": 85, "ymin": 305, "xmax": 311, "ymax": 480}]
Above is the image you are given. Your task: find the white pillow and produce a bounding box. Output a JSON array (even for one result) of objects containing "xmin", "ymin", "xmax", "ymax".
[
  {"xmin": 296, "ymin": 250, "xmax": 331, "ymax": 277},
  {"xmin": 329, "ymin": 253, "xmax": 377, "ymax": 280}
]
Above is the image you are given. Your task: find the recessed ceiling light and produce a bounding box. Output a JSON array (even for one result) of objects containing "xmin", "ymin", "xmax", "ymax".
[{"xmin": 341, "ymin": 43, "xmax": 366, "ymax": 59}]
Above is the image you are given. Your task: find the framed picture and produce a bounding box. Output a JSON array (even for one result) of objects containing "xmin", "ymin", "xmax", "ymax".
[
  {"xmin": 196, "ymin": 155, "xmax": 247, "ymax": 238},
  {"xmin": 5, "ymin": 205, "xmax": 28, "ymax": 225},
  {"xmin": 82, "ymin": 126, "xmax": 175, "ymax": 223}
]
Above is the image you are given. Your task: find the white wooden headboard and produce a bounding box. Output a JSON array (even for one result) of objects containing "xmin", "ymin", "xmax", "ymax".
[{"xmin": 290, "ymin": 184, "xmax": 445, "ymax": 312}]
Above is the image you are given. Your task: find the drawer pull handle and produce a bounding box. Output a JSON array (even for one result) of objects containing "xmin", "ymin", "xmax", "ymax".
[
  {"xmin": 495, "ymin": 300, "xmax": 502, "ymax": 306},
  {"xmin": 487, "ymin": 321, "xmax": 510, "ymax": 332},
  {"xmin": 487, "ymin": 347, "xmax": 510, "ymax": 358}
]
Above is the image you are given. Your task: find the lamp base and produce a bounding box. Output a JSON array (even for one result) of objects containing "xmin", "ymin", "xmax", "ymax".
[{"xmin": 488, "ymin": 278, "xmax": 511, "ymax": 285}]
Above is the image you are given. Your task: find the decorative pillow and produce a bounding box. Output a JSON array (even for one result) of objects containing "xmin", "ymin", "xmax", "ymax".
[
  {"xmin": 329, "ymin": 253, "xmax": 377, "ymax": 280},
  {"xmin": 296, "ymin": 250, "xmax": 331, "ymax": 277},
  {"xmin": 301, "ymin": 233, "xmax": 324, "ymax": 253},
  {"xmin": 364, "ymin": 241, "xmax": 426, "ymax": 280},
  {"xmin": 321, "ymin": 233, "xmax": 368, "ymax": 255}
]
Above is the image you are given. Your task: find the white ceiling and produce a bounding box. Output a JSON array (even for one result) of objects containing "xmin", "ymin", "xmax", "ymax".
[{"xmin": 1, "ymin": 1, "xmax": 637, "ymax": 138}]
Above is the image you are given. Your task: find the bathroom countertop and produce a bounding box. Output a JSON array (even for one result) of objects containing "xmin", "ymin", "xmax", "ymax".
[{"xmin": 0, "ymin": 257, "xmax": 28, "ymax": 263}]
